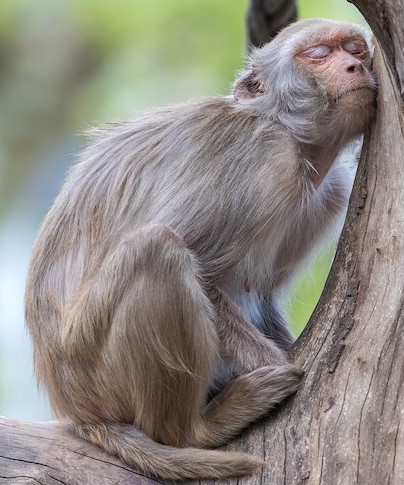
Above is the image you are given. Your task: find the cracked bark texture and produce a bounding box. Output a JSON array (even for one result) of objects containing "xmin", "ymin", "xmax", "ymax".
[
  {"xmin": 247, "ymin": 0, "xmax": 297, "ymax": 48},
  {"xmin": 0, "ymin": 417, "xmax": 161, "ymax": 485},
  {"xmin": 1, "ymin": 1, "xmax": 403, "ymax": 484}
]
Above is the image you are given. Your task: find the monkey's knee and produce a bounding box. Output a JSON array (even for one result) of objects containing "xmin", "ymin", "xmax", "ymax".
[
  {"xmin": 133, "ymin": 224, "xmax": 186, "ymax": 253},
  {"xmin": 136, "ymin": 223, "xmax": 184, "ymax": 245},
  {"xmin": 128, "ymin": 224, "xmax": 201, "ymax": 276}
]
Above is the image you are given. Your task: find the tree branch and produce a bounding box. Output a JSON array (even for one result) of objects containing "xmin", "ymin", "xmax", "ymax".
[
  {"xmin": 0, "ymin": 416, "xmax": 162, "ymax": 485},
  {"xmin": 247, "ymin": 0, "xmax": 297, "ymax": 48}
]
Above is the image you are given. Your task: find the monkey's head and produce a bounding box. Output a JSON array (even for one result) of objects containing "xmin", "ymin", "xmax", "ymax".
[{"xmin": 234, "ymin": 19, "xmax": 376, "ymax": 144}]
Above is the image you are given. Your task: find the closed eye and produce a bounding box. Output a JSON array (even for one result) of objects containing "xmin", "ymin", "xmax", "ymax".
[
  {"xmin": 302, "ymin": 45, "xmax": 332, "ymax": 59},
  {"xmin": 343, "ymin": 41, "xmax": 368, "ymax": 57}
]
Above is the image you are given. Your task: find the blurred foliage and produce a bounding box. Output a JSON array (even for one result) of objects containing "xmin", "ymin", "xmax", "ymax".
[
  {"xmin": 0, "ymin": 0, "xmax": 252, "ymax": 216},
  {"xmin": 0, "ymin": 0, "xmax": 364, "ymax": 417}
]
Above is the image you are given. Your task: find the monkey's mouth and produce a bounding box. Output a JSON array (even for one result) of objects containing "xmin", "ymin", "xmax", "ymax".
[{"xmin": 336, "ymin": 86, "xmax": 374, "ymax": 101}]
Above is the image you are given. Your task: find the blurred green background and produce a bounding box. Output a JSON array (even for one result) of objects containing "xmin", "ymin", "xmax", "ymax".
[{"xmin": 0, "ymin": 1, "xmax": 364, "ymax": 421}]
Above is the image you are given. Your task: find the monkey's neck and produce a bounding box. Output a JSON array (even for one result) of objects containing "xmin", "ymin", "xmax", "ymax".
[{"xmin": 300, "ymin": 143, "xmax": 342, "ymax": 186}]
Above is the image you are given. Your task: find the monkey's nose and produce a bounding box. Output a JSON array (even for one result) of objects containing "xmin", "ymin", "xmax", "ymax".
[{"xmin": 346, "ymin": 59, "xmax": 364, "ymax": 74}]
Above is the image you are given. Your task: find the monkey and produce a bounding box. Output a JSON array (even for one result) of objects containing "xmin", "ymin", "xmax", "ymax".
[{"xmin": 25, "ymin": 19, "xmax": 376, "ymax": 481}]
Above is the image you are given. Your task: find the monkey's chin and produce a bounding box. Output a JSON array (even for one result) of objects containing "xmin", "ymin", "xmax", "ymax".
[{"xmin": 336, "ymin": 87, "xmax": 374, "ymax": 121}]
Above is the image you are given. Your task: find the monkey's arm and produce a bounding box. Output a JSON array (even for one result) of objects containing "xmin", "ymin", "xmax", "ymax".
[{"xmin": 209, "ymin": 287, "xmax": 291, "ymax": 370}]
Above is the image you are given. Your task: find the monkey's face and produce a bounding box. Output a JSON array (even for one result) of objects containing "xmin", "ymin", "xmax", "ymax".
[
  {"xmin": 234, "ymin": 20, "xmax": 376, "ymax": 143},
  {"xmin": 295, "ymin": 32, "xmax": 376, "ymax": 120}
]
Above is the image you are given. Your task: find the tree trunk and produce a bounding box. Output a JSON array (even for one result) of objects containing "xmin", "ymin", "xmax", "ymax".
[{"xmin": 1, "ymin": 1, "xmax": 403, "ymax": 484}]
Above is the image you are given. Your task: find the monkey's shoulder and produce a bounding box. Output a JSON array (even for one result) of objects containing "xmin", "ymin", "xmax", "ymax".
[{"xmin": 75, "ymin": 96, "xmax": 289, "ymax": 185}]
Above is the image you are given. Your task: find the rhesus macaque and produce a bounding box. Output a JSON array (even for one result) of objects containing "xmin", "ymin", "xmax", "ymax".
[{"xmin": 25, "ymin": 19, "xmax": 376, "ymax": 480}]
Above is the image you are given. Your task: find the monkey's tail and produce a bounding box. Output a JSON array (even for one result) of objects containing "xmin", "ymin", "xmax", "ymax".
[{"xmin": 74, "ymin": 421, "xmax": 264, "ymax": 481}]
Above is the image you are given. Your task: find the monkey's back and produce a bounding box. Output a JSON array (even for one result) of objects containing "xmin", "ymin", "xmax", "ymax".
[{"xmin": 26, "ymin": 97, "xmax": 288, "ymax": 315}]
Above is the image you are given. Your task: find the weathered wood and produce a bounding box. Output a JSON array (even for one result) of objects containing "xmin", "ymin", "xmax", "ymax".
[
  {"xmin": 247, "ymin": 0, "xmax": 297, "ymax": 47},
  {"xmin": 0, "ymin": 416, "xmax": 162, "ymax": 484}
]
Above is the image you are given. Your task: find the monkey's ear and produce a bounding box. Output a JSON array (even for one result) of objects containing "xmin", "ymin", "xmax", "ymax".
[{"xmin": 233, "ymin": 70, "xmax": 265, "ymax": 103}]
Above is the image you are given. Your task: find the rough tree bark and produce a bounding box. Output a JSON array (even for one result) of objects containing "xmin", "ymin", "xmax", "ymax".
[
  {"xmin": 247, "ymin": 0, "xmax": 298, "ymax": 47},
  {"xmin": 0, "ymin": 418, "xmax": 161, "ymax": 485},
  {"xmin": 1, "ymin": 1, "xmax": 403, "ymax": 484}
]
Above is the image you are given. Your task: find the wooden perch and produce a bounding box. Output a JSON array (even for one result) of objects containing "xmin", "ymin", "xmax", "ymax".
[{"xmin": 0, "ymin": 416, "xmax": 162, "ymax": 485}]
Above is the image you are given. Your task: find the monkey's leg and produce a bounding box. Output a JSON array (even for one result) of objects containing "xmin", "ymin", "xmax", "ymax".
[
  {"xmin": 189, "ymin": 287, "xmax": 302, "ymax": 448},
  {"xmin": 61, "ymin": 223, "xmax": 219, "ymax": 442},
  {"xmin": 257, "ymin": 295, "xmax": 296, "ymax": 351},
  {"xmin": 107, "ymin": 224, "xmax": 220, "ymax": 447},
  {"xmin": 112, "ymin": 227, "xmax": 300, "ymax": 449},
  {"xmin": 210, "ymin": 286, "xmax": 297, "ymax": 371},
  {"xmin": 65, "ymin": 224, "xmax": 299, "ymax": 471},
  {"xmin": 68, "ymin": 224, "xmax": 266, "ymax": 479}
]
